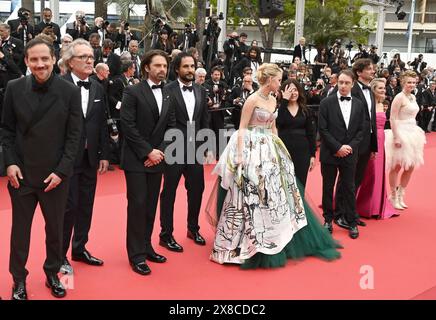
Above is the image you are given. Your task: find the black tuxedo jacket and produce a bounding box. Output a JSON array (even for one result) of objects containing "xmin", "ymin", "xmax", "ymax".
[
  {"xmin": 66, "ymin": 22, "xmax": 91, "ymax": 40},
  {"xmin": 293, "ymin": 45, "xmax": 307, "ymax": 63},
  {"xmin": 165, "ymin": 80, "xmax": 210, "ymax": 156},
  {"xmin": 120, "ymin": 81, "xmax": 175, "ymax": 173},
  {"xmin": 62, "ymin": 73, "xmax": 110, "ymax": 168},
  {"xmin": 318, "ymin": 94, "xmax": 366, "ymax": 165},
  {"xmin": 106, "ymin": 52, "xmax": 122, "ymax": 79},
  {"xmin": 1, "ymin": 74, "xmax": 83, "ymax": 188},
  {"xmin": 108, "ymin": 74, "xmax": 132, "ymax": 118},
  {"xmin": 1, "ymin": 36, "xmax": 25, "ymax": 74},
  {"xmin": 34, "ymin": 21, "xmax": 61, "ymax": 47},
  {"xmin": 351, "ymin": 82, "xmax": 378, "ymax": 154},
  {"xmin": 422, "ymin": 89, "xmax": 436, "ymax": 107},
  {"xmin": 8, "ymin": 19, "xmax": 34, "ymax": 43}
]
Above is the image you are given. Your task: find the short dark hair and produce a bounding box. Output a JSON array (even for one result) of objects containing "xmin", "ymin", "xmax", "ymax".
[
  {"xmin": 243, "ymin": 66, "xmax": 252, "ymax": 74},
  {"xmin": 172, "ymin": 52, "xmax": 197, "ymax": 75},
  {"xmin": 240, "ymin": 32, "xmax": 248, "ymax": 38},
  {"xmin": 280, "ymin": 79, "xmax": 308, "ymax": 115},
  {"xmin": 352, "ymin": 58, "xmax": 373, "ymax": 78},
  {"xmin": 102, "ymin": 39, "xmax": 113, "ymax": 49},
  {"xmin": 25, "ymin": 38, "xmax": 55, "ymax": 58},
  {"xmin": 211, "ymin": 66, "xmax": 222, "ymax": 74},
  {"xmin": 339, "ymin": 69, "xmax": 356, "ymax": 82},
  {"xmin": 141, "ymin": 49, "xmax": 169, "ymax": 79},
  {"xmin": 121, "ymin": 60, "xmax": 134, "ymax": 73}
]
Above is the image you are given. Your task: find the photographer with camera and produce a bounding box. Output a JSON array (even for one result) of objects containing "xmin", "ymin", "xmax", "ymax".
[
  {"xmin": 66, "ymin": 10, "xmax": 91, "ymax": 41},
  {"xmin": 0, "ymin": 23, "xmax": 25, "ymax": 75},
  {"xmin": 203, "ymin": 15, "xmax": 222, "ymax": 70},
  {"xmin": 388, "ymin": 53, "xmax": 406, "ymax": 75},
  {"xmin": 8, "ymin": 7, "xmax": 34, "ymax": 47},
  {"xmin": 152, "ymin": 29, "xmax": 172, "ymax": 55},
  {"xmin": 409, "ymin": 54, "xmax": 427, "ymax": 73},
  {"xmin": 293, "ymin": 37, "xmax": 308, "ymax": 64},
  {"xmin": 90, "ymin": 17, "xmax": 110, "ymax": 46},
  {"xmin": 35, "ymin": 8, "xmax": 61, "ymax": 50},
  {"xmin": 119, "ymin": 20, "xmax": 137, "ymax": 52},
  {"xmin": 227, "ymin": 74, "xmax": 255, "ymax": 129},
  {"xmin": 179, "ymin": 23, "xmax": 199, "ymax": 52},
  {"xmin": 223, "ymin": 31, "xmax": 241, "ymax": 85}
]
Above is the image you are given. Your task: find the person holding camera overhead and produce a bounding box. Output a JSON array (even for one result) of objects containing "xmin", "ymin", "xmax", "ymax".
[
  {"xmin": 66, "ymin": 10, "xmax": 91, "ymax": 41},
  {"xmin": 60, "ymin": 39, "xmax": 110, "ymax": 275},
  {"xmin": 8, "ymin": 7, "xmax": 34, "ymax": 47},
  {"xmin": 35, "ymin": 8, "xmax": 61, "ymax": 50},
  {"xmin": 90, "ymin": 17, "xmax": 109, "ymax": 46},
  {"xmin": 179, "ymin": 23, "xmax": 199, "ymax": 52}
]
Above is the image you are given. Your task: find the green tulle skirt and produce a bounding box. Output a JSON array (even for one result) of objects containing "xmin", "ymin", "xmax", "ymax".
[{"xmin": 211, "ymin": 181, "xmax": 342, "ymax": 270}]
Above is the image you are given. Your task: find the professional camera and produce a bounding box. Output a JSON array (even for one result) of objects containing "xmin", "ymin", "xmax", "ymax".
[
  {"xmin": 78, "ymin": 15, "xmax": 87, "ymax": 25},
  {"xmin": 18, "ymin": 10, "xmax": 30, "ymax": 24},
  {"xmin": 345, "ymin": 41, "xmax": 354, "ymax": 50},
  {"xmin": 107, "ymin": 118, "xmax": 119, "ymax": 137},
  {"xmin": 103, "ymin": 20, "xmax": 110, "ymax": 28},
  {"xmin": 124, "ymin": 22, "xmax": 130, "ymax": 29}
]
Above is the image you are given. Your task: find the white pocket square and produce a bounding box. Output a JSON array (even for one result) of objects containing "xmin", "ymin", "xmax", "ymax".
[{"xmin": 94, "ymin": 99, "xmax": 101, "ymax": 102}]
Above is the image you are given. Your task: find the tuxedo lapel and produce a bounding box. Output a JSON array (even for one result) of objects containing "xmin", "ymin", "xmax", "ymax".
[
  {"xmin": 86, "ymin": 81, "xmax": 97, "ymax": 118},
  {"xmin": 152, "ymin": 90, "xmax": 170, "ymax": 136},
  {"xmin": 192, "ymin": 84, "xmax": 201, "ymax": 121},
  {"xmin": 332, "ymin": 98, "xmax": 347, "ymax": 130},
  {"xmin": 24, "ymin": 75, "xmax": 59, "ymax": 135},
  {"xmin": 140, "ymin": 81, "xmax": 160, "ymax": 122},
  {"xmin": 174, "ymin": 84, "xmax": 190, "ymax": 121}
]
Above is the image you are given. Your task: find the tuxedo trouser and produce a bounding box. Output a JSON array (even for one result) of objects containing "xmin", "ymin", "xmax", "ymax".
[
  {"xmin": 159, "ymin": 163, "xmax": 205, "ymax": 240},
  {"xmin": 63, "ymin": 151, "xmax": 98, "ymax": 257},
  {"xmin": 321, "ymin": 160, "xmax": 358, "ymax": 227},
  {"xmin": 124, "ymin": 171, "xmax": 162, "ymax": 264},
  {"xmin": 9, "ymin": 180, "xmax": 69, "ymax": 283}
]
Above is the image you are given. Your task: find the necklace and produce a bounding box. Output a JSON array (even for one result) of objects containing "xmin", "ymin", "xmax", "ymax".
[
  {"xmin": 404, "ymin": 92, "xmax": 414, "ymax": 102},
  {"xmin": 257, "ymin": 91, "xmax": 270, "ymax": 100}
]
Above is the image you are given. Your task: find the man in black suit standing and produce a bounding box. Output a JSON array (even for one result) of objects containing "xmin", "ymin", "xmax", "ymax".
[
  {"xmin": 34, "ymin": 8, "xmax": 61, "ymax": 49},
  {"xmin": 60, "ymin": 39, "xmax": 110, "ymax": 275},
  {"xmin": 293, "ymin": 37, "xmax": 307, "ymax": 64},
  {"xmin": 8, "ymin": 7, "xmax": 34, "ymax": 47},
  {"xmin": 1, "ymin": 38, "xmax": 83, "ymax": 299},
  {"xmin": 159, "ymin": 52, "xmax": 209, "ymax": 252},
  {"xmin": 319, "ymin": 70, "xmax": 366, "ymax": 239},
  {"xmin": 99, "ymin": 39, "xmax": 121, "ymax": 79},
  {"xmin": 0, "ymin": 23, "xmax": 25, "ymax": 75},
  {"xmin": 120, "ymin": 49, "xmax": 175, "ymax": 275}
]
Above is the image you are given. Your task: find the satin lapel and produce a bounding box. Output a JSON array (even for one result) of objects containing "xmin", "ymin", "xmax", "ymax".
[
  {"xmin": 24, "ymin": 75, "xmax": 59, "ymax": 136},
  {"xmin": 140, "ymin": 81, "xmax": 160, "ymax": 121},
  {"xmin": 152, "ymin": 89, "xmax": 170, "ymax": 136},
  {"xmin": 192, "ymin": 84, "xmax": 201, "ymax": 121},
  {"xmin": 333, "ymin": 98, "xmax": 347, "ymax": 130},
  {"xmin": 86, "ymin": 80, "xmax": 97, "ymax": 118},
  {"xmin": 174, "ymin": 84, "xmax": 190, "ymax": 121}
]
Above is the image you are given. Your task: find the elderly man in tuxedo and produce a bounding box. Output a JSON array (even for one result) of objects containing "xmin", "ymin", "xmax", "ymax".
[
  {"xmin": 60, "ymin": 38, "xmax": 110, "ymax": 275},
  {"xmin": 1, "ymin": 38, "xmax": 82, "ymax": 299}
]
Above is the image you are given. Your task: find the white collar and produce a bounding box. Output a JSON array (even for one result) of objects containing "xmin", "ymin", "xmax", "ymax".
[{"xmin": 71, "ymin": 72, "xmax": 89, "ymax": 86}]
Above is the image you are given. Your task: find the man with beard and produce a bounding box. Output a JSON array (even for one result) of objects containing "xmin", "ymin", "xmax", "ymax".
[
  {"xmin": 121, "ymin": 50, "xmax": 175, "ymax": 275},
  {"xmin": 35, "ymin": 8, "xmax": 61, "ymax": 50},
  {"xmin": 232, "ymin": 46, "xmax": 262, "ymax": 85},
  {"xmin": 159, "ymin": 52, "xmax": 209, "ymax": 252}
]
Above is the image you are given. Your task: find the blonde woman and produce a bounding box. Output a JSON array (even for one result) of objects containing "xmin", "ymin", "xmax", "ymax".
[
  {"xmin": 385, "ymin": 70, "xmax": 426, "ymax": 209},
  {"xmin": 207, "ymin": 63, "xmax": 340, "ymax": 269},
  {"xmin": 356, "ymin": 78, "xmax": 398, "ymax": 218}
]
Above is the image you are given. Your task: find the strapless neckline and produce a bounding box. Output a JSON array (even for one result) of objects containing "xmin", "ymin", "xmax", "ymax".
[{"xmin": 255, "ymin": 106, "xmax": 277, "ymax": 114}]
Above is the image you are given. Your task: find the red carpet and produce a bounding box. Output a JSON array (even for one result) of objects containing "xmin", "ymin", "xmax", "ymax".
[{"xmin": 1, "ymin": 133, "xmax": 436, "ymax": 300}]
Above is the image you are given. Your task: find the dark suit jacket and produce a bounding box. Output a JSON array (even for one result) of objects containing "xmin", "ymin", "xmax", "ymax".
[
  {"xmin": 293, "ymin": 45, "xmax": 307, "ymax": 63},
  {"xmin": 351, "ymin": 82, "xmax": 378, "ymax": 154},
  {"xmin": 106, "ymin": 52, "xmax": 122, "ymax": 79},
  {"xmin": 1, "ymin": 36, "xmax": 25, "ymax": 74},
  {"xmin": 34, "ymin": 21, "xmax": 62, "ymax": 48},
  {"xmin": 8, "ymin": 19, "xmax": 34, "ymax": 43},
  {"xmin": 422, "ymin": 89, "xmax": 436, "ymax": 107},
  {"xmin": 120, "ymin": 81, "xmax": 175, "ymax": 173},
  {"xmin": 1, "ymin": 74, "xmax": 83, "ymax": 188},
  {"xmin": 66, "ymin": 22, "xmax": 91, "ymax": 40},
  {"xmin": 108, "ymin": 74, "xmax": 132, "ymax": 119},
  {"xmin": 165, "ymin": 80, "xmax": 210, "ymax": 157},
  {"xmin": 62, "ymin": 73, "xmax": 110, "ymax": 168},
  {"xmin": 318, "ymin": 94, "xmax": 366, "ymax": 166}
]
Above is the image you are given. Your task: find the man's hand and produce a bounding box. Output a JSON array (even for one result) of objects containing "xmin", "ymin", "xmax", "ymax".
[
  {"xmin": 98, "ymin": 160, "xmax": 110, "ymax": 175},
  {"xmin": 335, "ymin": 145, "xmax": 352, "ymax": 158},
  {"xmin": 144, "ymin": 149, "xmax": 164, "ymax": 167},
  {"xmin": 7, "ymin": 165, "xmax": 23, "ymax": 189},
  {"xmin": 43, "ymin": 173, "xmax": 62, "ymax": 193},
  {"xmin": 309, "ymin": 156, "xmax": 316, "ymax": 171},
  {"xmin": 370, "ymin": 152, "xmax": 377, "ymax": 160}
]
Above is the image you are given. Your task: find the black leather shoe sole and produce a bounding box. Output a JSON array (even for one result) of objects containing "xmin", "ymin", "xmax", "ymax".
[
  {"xmin": 356, "ymin": 220, "xmax": 367, "ymax": 227},
  {"xmin": 45, "ymin": 282, "xmax": 66, "ymax": 298},
  {"xmin": 71, "ymin": 256, "xmax": 104, "ymax": 266},
  {"xmin": 159, "ymin": 239, "xmax": 184, "ymax": 252},
  {"xmin": 130, "ymin": 263, "xmax": 151, "ymax": 276},
  {"xmin": 187, "ymin": 232, "xmax": 206, "ymax": 245}
]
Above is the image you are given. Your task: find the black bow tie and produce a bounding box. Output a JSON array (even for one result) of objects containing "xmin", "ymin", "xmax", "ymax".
[
  {"xmin": 340, "ymin": 96, "xmax": 351, "ymax": 101},
  {"xmin": 151, "ymin": 83, "xmax": 164, "ymax": 90},
  {"xmin": 182, "ymin": 85, "xmax": 193, "ymax": 92},
  {"xmin": 77, "ymin": 80, "xmax": 91, "ymax": 90},
  {"xmin": 359, "ymin": 82, "xmax": 371, "ymax": 90}
]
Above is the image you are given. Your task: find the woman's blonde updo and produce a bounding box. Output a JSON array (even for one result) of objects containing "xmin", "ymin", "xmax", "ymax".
[
  {"xmin": 257, "ymin": 63, "xmax": 283, "ymax": 86},
  {"xmin": 400, "ymin": 70, "xmax": 417, "ymax": 85}
]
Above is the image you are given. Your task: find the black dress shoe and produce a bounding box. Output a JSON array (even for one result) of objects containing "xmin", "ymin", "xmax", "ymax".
[
  {"xmin": 45, "ymin": 275, "xmax": 66, "ymax": 298},
  {"xmin": 335, "ymin": 217, "xmax": 351, "ymax": 230},
  {"xmin": 130, "ymin": 262, "xmax": 151, "ymax": 275},
  {"xmin": 12, "ymin": 281, "xmax": 27, "ymax": 300},
  {"xmin": 72, "ymin": 249, "xmax": 104, "ymax": 266},
  {"xmin": 356, "ymin": 219, "xmax": 367, "ymax": 227},
  {"xmin": 146, "ymin": 251, "xmax": 167, "ymax": 263},
  {"xmin": 349, "ymin": 226, "xmax": 359, "ymax": 239},
  {"xmin": 323, "ymin": 221, "xmax": 333, "ymax": 234},
  {"xmin": 187, "ymin": 230, "xmax": 206, "ymax": 245},
  {"xmin": 159, "ymin": 237, "xmax": 184, "ymax": 252}
]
